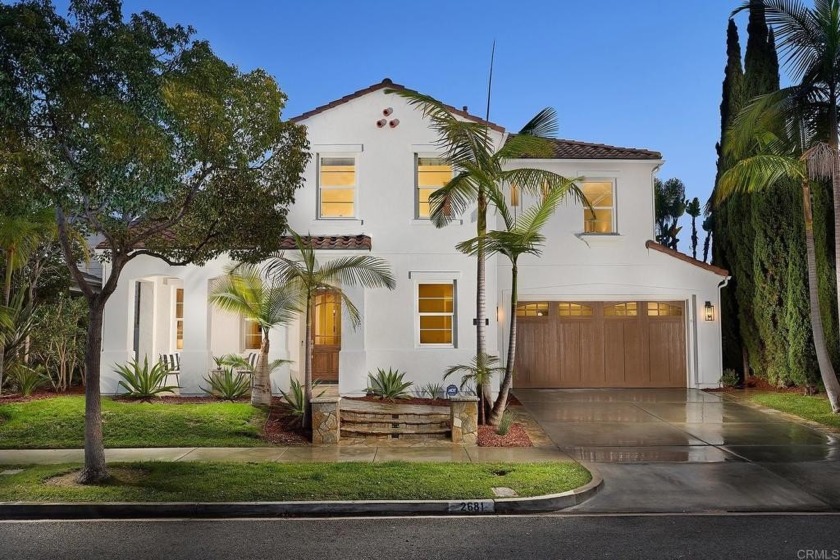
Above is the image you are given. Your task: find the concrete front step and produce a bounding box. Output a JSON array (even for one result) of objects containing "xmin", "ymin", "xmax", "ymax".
[
  {"xmin": 342, "ymin": 399, "xmax": 449, "ymax": 415},
  {"xmin": 341, "ymin": 411, "xmax": 450, "ymax": 424}
]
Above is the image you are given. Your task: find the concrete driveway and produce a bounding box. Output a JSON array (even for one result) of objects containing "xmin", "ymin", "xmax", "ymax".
[{"xmin": 515, "ymin": 388, "xmax": 840, "ymax": 512}]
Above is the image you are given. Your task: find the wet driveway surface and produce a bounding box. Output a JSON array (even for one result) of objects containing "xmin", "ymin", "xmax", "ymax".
[{"xmin": 515, "ymin": 388, "xmax": 840, "ymax": 512}]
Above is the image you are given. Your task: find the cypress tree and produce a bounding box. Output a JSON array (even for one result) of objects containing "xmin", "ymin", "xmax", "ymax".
[{"xmin": 711, "ymin": 18, "xmax": 746, "ymax": 374}]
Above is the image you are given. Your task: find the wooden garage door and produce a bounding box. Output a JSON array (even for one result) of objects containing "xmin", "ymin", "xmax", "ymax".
[{"xmin": 515, "ymin": 301, "xmax": 686, "ymax": 388}]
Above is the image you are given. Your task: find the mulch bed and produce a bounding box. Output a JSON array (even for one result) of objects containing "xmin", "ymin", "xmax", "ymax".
[
  {"xmin": 262, "ymin": 398, "xmax": 309, "ymax": 445},
  {"xmin": 477, "ymin": 423, "xmax": 532, "ymax": 447}
]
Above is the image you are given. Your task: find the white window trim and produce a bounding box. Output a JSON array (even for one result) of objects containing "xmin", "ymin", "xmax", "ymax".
[
  {"xmin": 579, "ymin": 177, "xmax": 618, "ymax": 235},
  {"xmin": 317, "ymin": 154, "xmax": 358, "ymax": 220},
  {"xmin": 414, "ymin": 279, "xmax": 457, "ymax": 349}
]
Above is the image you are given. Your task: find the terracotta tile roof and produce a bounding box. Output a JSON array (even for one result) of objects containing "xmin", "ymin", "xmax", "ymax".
[
  {"xmin": 509, "ymin": 135, "xmax": 662, "ymax": 160},
  {"xmin": 289, "ymin": 78, "xmax": 506, "ymax": 133},
  {"xmin": 280, "ymin": 235, "xmax": 371, "ymax": 251},
  {"xmin": 645, "ymin": 240, "xmax": 729, "ymax": 276}
]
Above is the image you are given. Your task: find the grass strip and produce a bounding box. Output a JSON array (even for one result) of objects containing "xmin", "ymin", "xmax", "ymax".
[
  {"xmin": 749, "ymin": 393, "xmax": 840, "ymax": 430},
  {"xmin": 0, "ymin": 461, "xmax": 591, "ymax": 502},
  {"xmin": 0, "ymin": 396, "xmax": 267, "ymax": 449}
]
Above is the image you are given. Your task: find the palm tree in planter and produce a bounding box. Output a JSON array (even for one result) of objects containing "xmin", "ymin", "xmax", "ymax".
[
  {"xmin": 389, "ymin": 87, "xmax": 574, "ymax": 420},
  {"xmin": 208, "ymin": 264, "xmax": 300, "ymax": 407},
  {"xmin": 457, "ymin": 181, "xmax": 583, "ymax": 425},
  {"xmin": 263, "ymin": 231, "xmax": 396, "ymax": 429},
  {"xmin": 718, "ymin": 93, "xmax": 840, "ymax": 412}
]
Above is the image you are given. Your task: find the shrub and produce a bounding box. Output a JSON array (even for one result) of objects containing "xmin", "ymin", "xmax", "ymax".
[
  {"xmin": 420, "ymin": 382, "xmax": 444, "ymax": 400},
  {"xmin": 10, "ymin": 363, "xmax": 47, "ymax": 397},
  {"xmin": 720, "ymin": 368, "xmax": 739, "ymax": 388},
  {"xmin": 496, "ymin": 409, "xmax": 514, "ymax": 436},
  {"xmin": 366, "ymin": 368, "xmax": 412, "ymax": 400},
  {"xmin": 202, "ymin": 367, "xmax": 251, "ymax": 401},
  {"xmin": 277, "ymin": 376, "xmax": 323, "ymax": 427},
  {"xmin": 31, "ymin": 294, "xmax": 87, "ymax": 392},
  {"xmin": 115, "ymin": 357, "xmax": 179, "ymax": 400}
]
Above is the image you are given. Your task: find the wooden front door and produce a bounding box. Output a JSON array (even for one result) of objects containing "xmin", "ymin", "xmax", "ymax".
[
  {"xmin": 312, "ymin": 291, "xmax": 341, "ymax": 383},
  {"xmin": 515, "ymin": 301, "xmax": 687, "ymax": 388}
]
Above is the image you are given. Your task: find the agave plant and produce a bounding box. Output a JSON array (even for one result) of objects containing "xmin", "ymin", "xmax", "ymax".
[
  {"xmin": 115, "ymin": 357, "xmax": 179, "ymax": 401},
  {"xmin": 9, "ymin": 362, "xmax": 47, "ymax": 397},
  {"xmin": 201, "ymin": 367, "xmax": 251, "ymax": 401},
  {"xmin": 366, "ymin": 368, "xmax": 413, "ymax": 400},
  {"xmin": 277, "ymin": 376, "xmax": 324, "ymax": 428}
]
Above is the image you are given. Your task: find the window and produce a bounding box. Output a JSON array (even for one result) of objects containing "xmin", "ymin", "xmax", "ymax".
[
  {"xmin": 557, "ymin": 302, "xmax": 593, "ymax": 317},
  {"xmin": 582, "ymin": 180, "xmax": 615, "ymax": 233},
  {"xmin": 416, "ymin": 157, "xmax": 452, "ymax": 218},
  {"xmin": 174, "ymin": 288, "xmax": 184, "ymax": 350},
  {"xmin": 604, "ymin": 302, "xmax": 637, "ymax": 317},
  {"xmin": 516, "ymin": 302, "xmax": 549, "ymax": 317},
  {"xmin": 510, "ymin": 184, "xmax": 520, "ymax": 207},
  {"xmin": 418, "ymin": 283, "xmax": 455, "ymax": 345},
  {"xmin": 319, "ymin": 156, "xmax": 356, "ymax": 218},
  {"xmin": 244, "ymin": 318, "xmax": 262, "ymax": 350},
  {"xmin": 647, "ymin": 302, "xmax": 683, "ymax": 317}
]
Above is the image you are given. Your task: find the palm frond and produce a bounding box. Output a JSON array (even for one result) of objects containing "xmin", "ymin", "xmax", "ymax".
[
  {"xmin": 315, "ymin": 255, "xmax": 396, "ymax": 290},
  {"xmin": 428, "ymin": 171, "xmax": 479, "ymax": 228},
  {"xmin": 717, "ymin": 154, "xmax": 805, "ymax": 204}
]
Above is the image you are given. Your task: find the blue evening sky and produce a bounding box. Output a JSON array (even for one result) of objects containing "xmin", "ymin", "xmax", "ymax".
[{"xmin": 60, "ymin": 1, "xmax": 760, "ymax": 220}]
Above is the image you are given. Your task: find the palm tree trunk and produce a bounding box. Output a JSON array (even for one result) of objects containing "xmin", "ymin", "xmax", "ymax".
[
  {"xmin": 0, "ymin": 250, "xmax": 11, "ymax": 396},
  {"xmin": 803, "ymin": 180, "xmax": 840, "ymax": 412},
  {"xmin": 830, "ymin": 92, "xmax": 840, "ymax": 363},
  {"xmin": 251, "ymin": 328, "xmax": 271, "ymax": 407},
  {"xmin": 302, "ymin": 291, "xmax": 313, "ymax": 431},
  {"xmin": 77, "ymin": 297, "xmax": 108, "ymax": 483},
  {"xmin": 489, "ymin": 262, "xmax": 517, "ymax": 425},
  {"xmin": 476, "ymin": 189, "xmax": 491, "ymax": 423}
]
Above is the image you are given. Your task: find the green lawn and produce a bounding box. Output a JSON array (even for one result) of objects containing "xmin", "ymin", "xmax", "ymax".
[
  {"xmin": 0, "ymin": 461, "xmax": 591, "ymax": 502},
  {"xmin": 749, "ymin": 393, "xmax": 840, "ymax": 430},
  {"xmin": 0, "ymin": 396, "xmax": 268, "ymax": 449}
]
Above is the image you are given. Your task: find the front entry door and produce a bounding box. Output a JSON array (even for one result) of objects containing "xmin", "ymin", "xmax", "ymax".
[{"xmin": 312, "ymin": 290, "xmax": 341, "ymax": 382}]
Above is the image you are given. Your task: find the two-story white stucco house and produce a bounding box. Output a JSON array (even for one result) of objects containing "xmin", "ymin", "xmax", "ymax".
[{"xmin": 98, "ymin": 78, "xmax": 729, "ymax": 396}]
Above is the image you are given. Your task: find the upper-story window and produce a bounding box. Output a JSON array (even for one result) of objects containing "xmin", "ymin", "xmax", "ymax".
[
  {"xmin": 319, "ymin": 156, "xmax": 356, "ymax": 218},
  {"xmin": 582, "ymin": 180, "xmax": 616, "ymax": 234},
  {"xmin": 174, "ymin": 288, "xmax": 184, "ymax": 350},
  {"xmin": 416, "ymin": 157, "xmax": 452, "ymax": 219}
]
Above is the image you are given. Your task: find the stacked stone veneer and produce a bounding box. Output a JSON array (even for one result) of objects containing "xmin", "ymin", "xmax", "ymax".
[
  {"xmin": 449, "ymin": 396, "xmax": 479, "ymax": 445},
  {"xmin": 311, "ymin": 396, "xmax": 341, "ymax": 445}
]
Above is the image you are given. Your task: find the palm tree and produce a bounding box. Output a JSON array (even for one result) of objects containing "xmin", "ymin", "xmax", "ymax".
[
  {"xmin": 263, "ymin": 231, "xmax": 395, "ymax": 429},
  {"xmin": 686, "ymin": 197, "xmax": 702, "ymax": 259},
  {"xmin": 208, "ymin": 264, "xmax": 300, "ymax": 407},
  {"xmin": 719, "ymin": 92, "xmax": 840, "ymax": 412},
  {"xmin": 389, "ymin": 88, "xmax": 573, "ymax": 420},
  {"xmin": 733, "ymin": 0, "xmax": 840, "ymax": 345},
  {"xmin": 457, "ymin": 181, "xmax": 582, "ymax": 425}
]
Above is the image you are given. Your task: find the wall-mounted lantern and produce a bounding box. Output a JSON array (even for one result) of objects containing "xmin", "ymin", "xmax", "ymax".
[{"xmin": 704, "ymin": 301, "xmax": 715, "ymax": 322}]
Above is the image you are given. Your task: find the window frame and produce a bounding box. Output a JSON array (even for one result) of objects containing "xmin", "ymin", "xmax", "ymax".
[
  {"xmin": 173, "ymin": 287, "xmax": 184, "ymax": 351},
  {"xmin": 317, "ymin": 154, "xmax": 358, "ymax": 220},
  {"xmin": 415, "ymin": 154, "xmax": 453, "ymax": 220},
  {"xmin": 580, "ymin": 178, "xmax": 617, "ymax": 234},
  {"xmin": 243, "ymin": 317, "xmax": 262, "ymax": 351},
  {"xmin": 415, "ymin": 281, "xmax": 457, "ymax": 348}
]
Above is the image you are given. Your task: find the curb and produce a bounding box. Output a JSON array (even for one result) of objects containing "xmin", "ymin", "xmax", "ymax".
[{"xmin": 0, "ymin": 472, "xmax": 603, "ymax": 520}]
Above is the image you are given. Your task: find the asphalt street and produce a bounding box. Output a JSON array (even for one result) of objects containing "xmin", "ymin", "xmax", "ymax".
[{"xmin": 2, "ymin": 514, "xmax": 839, "ymax": 560}]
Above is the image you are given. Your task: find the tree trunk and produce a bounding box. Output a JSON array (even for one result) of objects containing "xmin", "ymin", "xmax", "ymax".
[
  {"xmin": 475, "ymin": 189, "xmax": 491, "ymax": 423},
  {"xmin": 803, "ymin": 181, "xmax": 840, "ymax": 412},
  {"xmin": 830, "ymin": 92, "xmax": 840, "ymax": 365},
  {"xmin": 489, "ymin": 262, "xmax": 517, "ymax": 426},
  {"xmin": 302, "ymin": 291, "xmax": 313, "ymax": 431},
  {"xmin": 76, "ymin": 297, "xmax": 109, "ymax": 483},
  {"xmin": 251, "ymin": 329, "xmax": 271, "ymax": 407},
  {"xmin": 0, "ymin": 251, "xmax": 11, "ymax": 395}
]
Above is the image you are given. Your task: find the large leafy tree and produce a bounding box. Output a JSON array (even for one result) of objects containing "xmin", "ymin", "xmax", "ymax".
[
  {"xmin": 208, "ymin": 265, "xmax": 300, "ymax": 407},
  {"xmin": 654, "ymin": 177, "xmax": 686, "ymax": 250},
  {"xmin": 388, "ymin": 88, "xmax": 573, "ymax": 420},
  {"xmin": 719, "ymin": 93, "xmax": 840, "ymax": 411},
  {"xmin": 0, "ymin": 0, "xmax": 309, "ymax": 482},
  {"xmin": 458, "ymin": 181, "xmax": 581, "ymax": 425},
  {"xmin": 263, "ymin": 231, "xmax": 395, "ymax": 430}
]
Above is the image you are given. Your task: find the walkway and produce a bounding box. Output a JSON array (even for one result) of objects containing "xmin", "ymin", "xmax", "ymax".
[{"xmin": 516, "ymin": 388, "xmax": 840, "ymax": 512}]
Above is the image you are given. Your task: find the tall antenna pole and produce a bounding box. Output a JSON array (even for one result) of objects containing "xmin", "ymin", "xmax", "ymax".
[{"xmin": 485, "ymin": 39, "xmax": 496, "ymax": 124}]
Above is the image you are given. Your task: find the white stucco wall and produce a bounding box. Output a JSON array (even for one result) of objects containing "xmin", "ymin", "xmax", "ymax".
[{"xmin": 98, "ymin": 83, "xmax": 726, "ymax": 395}]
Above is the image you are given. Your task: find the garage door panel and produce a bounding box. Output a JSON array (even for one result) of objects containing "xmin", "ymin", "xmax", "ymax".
[
  {"xmin": 580, "ymin": 321, "xmax": 605, "ymax": 387},
  {"xmin": 559, "ymin": 323, "xmax": 581, "ymax": 385},
  {"xmin": 603, "ymin": 321, "xmax": 626, "ymax": 386}
]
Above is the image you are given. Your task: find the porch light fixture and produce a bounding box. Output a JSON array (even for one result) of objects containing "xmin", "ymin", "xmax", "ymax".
[{"xmin": 704, "ymin": 301, "xmax": 714, "ymax": 322}]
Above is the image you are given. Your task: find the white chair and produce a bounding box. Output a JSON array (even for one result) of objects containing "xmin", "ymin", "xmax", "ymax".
[{"xmin": 159, "ymin": 353, "xmax": 181, "ymax": 387}]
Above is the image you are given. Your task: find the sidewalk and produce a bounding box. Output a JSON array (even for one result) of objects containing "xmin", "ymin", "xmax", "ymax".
[{"xmin": 0, "ymin": 445, "xmax": 574, "ymax": 465}]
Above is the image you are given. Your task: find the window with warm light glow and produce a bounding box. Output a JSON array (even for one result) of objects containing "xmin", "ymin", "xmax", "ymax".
[
  {"xmin": 604, "ymin": 302, "xmax": 637, "ymax": 317},
  {"xmin": 174, "ymin": 288, "xmax": 184, "ymax": 350},
  {"xmin": 319, "ymin": 156, "xmax": 356, "ymax": 218},
  {"xmin": 418, "ymin": 283, "xmax": 455, "ymax": 345},
  {"xmin": 557, "ymin": 302, "xmax": 593, "ymax": 317},
  {"xmin": 416, "ymin": 157, "xmax": 452, "ymax": 218},
  {"xmin": 244, "ymin": 318, "xmax": 262, "ymax": 350},
  {"xmin": 516, "ymin": 302, "xmax": 549, "ymax": 317},
  {"xmin": 647, "ymin": 302, "xmax": 683, "ymax": 317},
  {"xmin": 510, "ymin": 184, "xmax": 520, "ymax": 207},
  {"xmin": 582, "ymin": 180, "xmax": 615, "ymax": 233}
]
